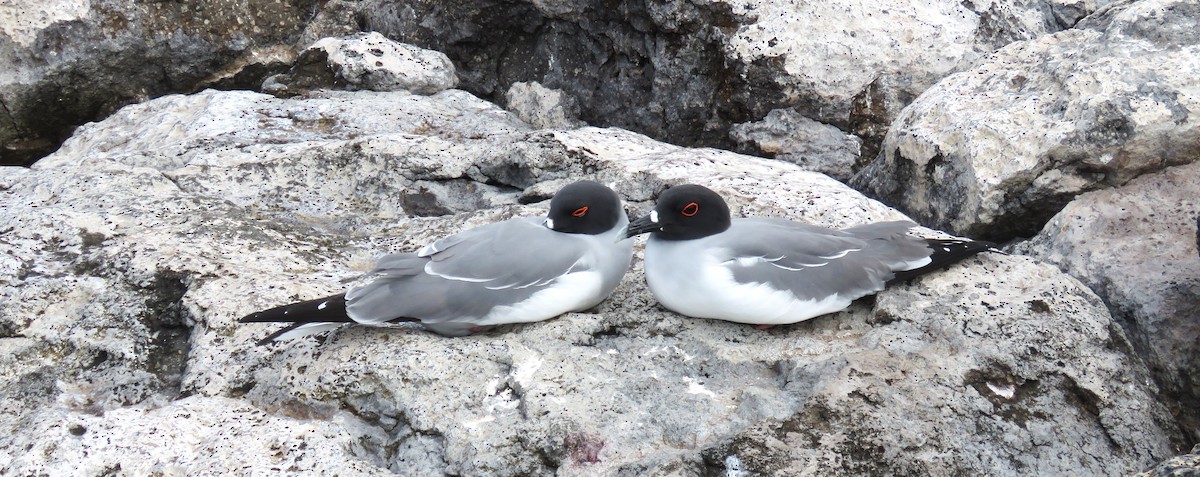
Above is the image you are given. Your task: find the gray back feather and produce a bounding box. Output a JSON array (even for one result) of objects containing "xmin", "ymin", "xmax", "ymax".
[
  {"xmin": 719, "ymin": 219, "xmax": 930, "ymax": 301},
  {"xmin": 345, "ymin": 217, "xmax": 613, "ymax": 333}
]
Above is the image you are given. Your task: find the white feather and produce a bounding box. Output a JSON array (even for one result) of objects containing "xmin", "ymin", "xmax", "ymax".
[
  {"xmin": 423, "ymin": 261, "xmax": 493, "ymax": 282},
  {"xmin": 818, "ymin": 248, "xmax": 861, "ymax": 259},
  {"xmin": 271, "ymin": 322, "xmax": 343, "ymax": 341},
  {"xmin": 646, "ymin": 241, "xmax": 851, "ymax": 325},
  {"xmin": 472, "ymin": 270, "xmax": 604, "ymax": 325}
]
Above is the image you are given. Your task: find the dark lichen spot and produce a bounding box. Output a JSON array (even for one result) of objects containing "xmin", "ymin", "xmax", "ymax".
[{"xmin": 565, "ymin": 432, "xmax": 605, "ymax": 464}]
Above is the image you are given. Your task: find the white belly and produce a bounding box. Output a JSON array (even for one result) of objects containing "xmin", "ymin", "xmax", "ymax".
[
  {"xmin": 475, "ymin": 271, "xmax": 604, "ymax": 325},
  {"xmin": 644, "ymin": 239, "xmax": 852, "ymax": 325}
]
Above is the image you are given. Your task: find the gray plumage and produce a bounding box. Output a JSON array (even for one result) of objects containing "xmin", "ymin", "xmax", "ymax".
[
  {"xmin": 644, "ymin": 219, "xmax": 933, "ymax": 325},
  {"xmin": 347, "ymin": 216, "xmax": 631, "ymax": 336},
  {"xmin": 723, "ymin": 219, "xmax": 932, "ymax": 300},
  {"xmin": 627, "ymin": 183, "xmax": 993, "ymax": 326}
]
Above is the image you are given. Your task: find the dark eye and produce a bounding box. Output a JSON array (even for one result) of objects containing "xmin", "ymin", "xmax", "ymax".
[
  {"xmin": 681, "ymin": 202, "xmax": 699, "ymax": 217},
  {"xmin": 572, "ymin": 206, "xmax": 589, "ymax": 217}
]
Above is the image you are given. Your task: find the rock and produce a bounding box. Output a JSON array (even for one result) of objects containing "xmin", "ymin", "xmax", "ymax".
[
  {"xmin": 2, "ymin": 0, "xmax": 1119, "ymax": 166},
  {"xmin": 0, "ymin": 0, "xmax": 317, "ymax": 165},
  {"xmin": 698, "ymin": 254, "xmax": 1183, "ymax": 475},
  {"xmin": 342, "ymin": 0, "xmax": 1119, "ymax": 162},
  {"xmin": 852, "ymin": 0, "xmax": 1200, "ymax": 240},
  {"xmin": 1137, "ymin": 445, "xmax": 1200, "ymax": 477},
  {"xmin": 1012, "ymin": 161, "xmax": 1200, "ymax": 444},
  {"xmin": 505, "ymin": 81, "xmax": 585, "ymax": 130},
  {"xmin": 6, "ymin": 395, "xmax": 396, "ymax": 475},
  {"xmin": 263, "ymin": 32, "xmax": 458, "ymax": 97},
  {"xmin": 729, "ymin": 108, "xmax": 862, "ymax": 181},
  {"xmin": 0, "ymin": 87, "xmax": 1185, "ymax": 474}
]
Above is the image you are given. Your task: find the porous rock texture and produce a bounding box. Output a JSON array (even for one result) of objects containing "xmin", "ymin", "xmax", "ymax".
[
  {"xmin": 2, "ymin": 0, "xmax": 1118, "ymax": 166},
  {"xmin": 852, "ymin": 0, "xmax": 1200, "ymax": 241},
  {"xmin": 0, "ymin": 85, "xmax": 1186, "ymax": 475},
  {"xmin": 1012, "ymin": 161, "xmax": 1200, "ymax": 445},
  {"xmin": 324, "ymin": 0, "xmax": 1121, "ymax": 165},
  {"xmin": 1137, "ymin": 444, "xmax": 1200, "ymax": 477},
  {"xmin": 505, "ymin": 81, "xmax": 586, "ymax": 130},
  {"xmin": 0, "ymin": 0, "xmax": 318, "ymax": 165},
  {"xmin": 730, "ymin": 108, "xmax": 862, "ymax": 181},
  {"xmin": 263, "ymin": 31, "xmax": 459, "ymax": 97}
]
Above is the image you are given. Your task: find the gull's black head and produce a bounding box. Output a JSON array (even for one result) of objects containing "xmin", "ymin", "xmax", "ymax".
[
  {"xmin": 626, "ymin": 184, "xmax": 731, "ymax": 240},
  {"xmin": 545, "ymin": 180, "xmax": 624, "ymax": 235}
]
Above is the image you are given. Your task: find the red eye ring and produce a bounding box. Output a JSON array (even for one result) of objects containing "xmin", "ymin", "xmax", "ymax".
[
  {"xmin": 572, "ymin": 206, "xmax": 589, "ymax": 217},
  {"xmin": 681, "ymin": 202, "xmax": 699, "ymax": 217}
]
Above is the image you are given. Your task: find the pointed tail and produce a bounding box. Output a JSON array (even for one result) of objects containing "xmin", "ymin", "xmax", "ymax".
[
  {"xmin": 888, "ymin": 238, "xmax": 999, "ymax": 284},
  {"xmin": 239, "ymin": 294, "xmax": 353, "ymax": 345}
]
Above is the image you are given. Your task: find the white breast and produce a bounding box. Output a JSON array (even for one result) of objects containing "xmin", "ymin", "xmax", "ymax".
[
  {"xmin": 644, "ymin": 238, "xmax": 853, "ymax": 325},
  {"xmin": 475, "ymin": 270, "xmax": 604, "ymax": 326}
]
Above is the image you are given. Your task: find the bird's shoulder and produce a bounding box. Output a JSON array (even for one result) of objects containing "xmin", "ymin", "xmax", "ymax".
[
  {"xmin": 710, "ymin": 218, "xmax": 865, "ymax": 261},
  {"xmin": 417, "ymin": 216, "xmax": 548, "ymax": 259},
  {"xmin": 415, "ymin": 215, "xmax": 595, "ymax": 284}
]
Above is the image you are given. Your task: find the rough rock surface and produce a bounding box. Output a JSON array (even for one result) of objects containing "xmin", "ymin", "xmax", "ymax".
[
  {"xmin": 730, "ymin": 108, "xmax": 862, "ymax": 181},
  {"xmin": 263, "ymin": 32, "xmax": 458, "ymax": 97},
  {"xmin": 340, "ymin": 0, "xmax": 1119, "ymax": 162},
  {"xmin": 853, "ymin": 0, "xmax": 1200, "ymax": 240},
  {"xmin": 0, "ymin": 87, "xmax": 1185, "ymax": 475},
  {"xmin": 0, "ymin": 0, "xmax": 317, "ymax": 165},
  {"xmin": 505, "ymin": 81, "xmax": 586, "ymax": 130},
  {"xmin": 1012, "ymin": 161, "xmax": 1200, "ymax": 445},
  {"xmin": 2, "ymin": 0, "xmax": 1118, "ymax": 166},
  {"xmin": 5, "ymin": 395, "xmax": 397, "ymax": 476},
  {"xmin": 1137, "ymin": 445, "xmax": 1200, "ymax": 477}
]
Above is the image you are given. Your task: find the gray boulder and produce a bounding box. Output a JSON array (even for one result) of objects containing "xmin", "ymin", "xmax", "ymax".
[
  {"xmin": 263, "ymin": 32, "xmax": 459, "ymax": 97},
  {"xmin": 729, "ymin": 108, "xmax": 862, "ymax": 181},
  {"xmin": 852, "ymin": 0, "xmax": 1200, "ymax": 240},
  {"xmin": 2, "ymin": 0, "xmax": 1118, "ymax": 166},
  {"xmin": 505, "ymin": 81, "xmax": 586, "ymax": 130},
  {"xmin": 0, "ymin": 0, "xmax": 316, "ymax": 165},
  {"xmin": 338, "ymin": 0, "xmax": 1121, "ymax": 163},
  {"xmin": 0, "ymin": 87, "xmax": 1185, "ymax": 475},
  {"xmin": 1012, "ymin": 161, "xmax": 1200, "ymax": 445}
]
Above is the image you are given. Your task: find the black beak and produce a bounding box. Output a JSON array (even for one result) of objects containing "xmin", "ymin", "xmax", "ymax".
[{"xmin": 626, "ymin": 214, "xmax": 661, "ymax": 238}]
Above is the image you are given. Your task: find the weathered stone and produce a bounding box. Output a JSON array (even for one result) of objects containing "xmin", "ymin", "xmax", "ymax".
[
  {"xmin": 0, "ymin": 88, "xmax": 1184, "ymax": 475},
  {"xmin": 5, "ymin": 396, "xmax": 396, "ymax": 476},
  {"xmin": 730, "ymin": 108, "xmax": 861, "ymax": 181},
  {"xmin": 263, "ymin": 32, "xmax": 458, "ymax": 97},
  {"xmin": 340, "ymin": 0, "xmax": 1119, "ymax": 163},
  {"xmin": 0, "ymin": 0, "xmax": 317, "ymax": 165},
  {"xmin": 1012, "ymin": 161, "xmax": 1200, "ymax": 445},
  {"xmin": 1137, "ymin": 445, "xmax": 1200, "ymax": 477},
  {"xmin": 505, "ymin": 81, "xmax": 585, "ymax": 130},
  {"xmin": 2, "ymin": 0, "xmax": 1120, "ymax": 166},
  {"xmin": 852, "ymin": 0, "xmax": 1200, "ymax": 240}
]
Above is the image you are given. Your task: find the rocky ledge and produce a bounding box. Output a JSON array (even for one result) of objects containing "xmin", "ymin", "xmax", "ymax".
[
  {"xmin": 0, "ymin": 67, "xmax": 1190, "ymax": 475},
  {"xmin": 2, "ymin": 2, "xmax": 1199, "ymax": 476}
]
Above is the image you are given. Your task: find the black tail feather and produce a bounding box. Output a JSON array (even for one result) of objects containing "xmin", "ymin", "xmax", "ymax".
[
  {"xmin": 239, "ymin": 293, "xmax": 352, "ymax": 324},
  {"xmin": 240, "ymin": 293, "xmax": 423, "ymax": 345},
  {"xmin": 888, "ymin": 238, "xmax": 998, "ymax": 284}
]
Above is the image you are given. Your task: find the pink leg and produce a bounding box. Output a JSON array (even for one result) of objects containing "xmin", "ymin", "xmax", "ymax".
[{"xmin": 755, "ymin": 324, "xmax": 775, "ymax": 330}]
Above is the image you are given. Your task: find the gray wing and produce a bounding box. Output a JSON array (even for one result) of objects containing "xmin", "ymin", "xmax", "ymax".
[
  {"xmin": 345, "ymin": 217, "xmax": 593, "ymax": 327},
  {"xmin": 717, "ymin": 219, "xmax": 931, "ymax": 301}
]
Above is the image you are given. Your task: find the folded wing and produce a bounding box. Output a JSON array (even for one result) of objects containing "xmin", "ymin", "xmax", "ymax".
[
  {"xmin": 346, "ymin": 218, "xmax": 595, "ymax": 328},
  {"xmin": 718, "ymin": 219, "xmax": 932, "ymax": 302}
]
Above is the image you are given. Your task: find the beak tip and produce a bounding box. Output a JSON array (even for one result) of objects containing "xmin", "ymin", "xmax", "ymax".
[{"xmin": 625, "ymin": 214, "xmax": 659, "ymax": 238}]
